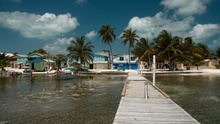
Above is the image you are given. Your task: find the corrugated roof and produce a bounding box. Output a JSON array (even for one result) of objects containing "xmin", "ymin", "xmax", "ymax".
[{"xmin": 37, "ymin": 53, "xmax": 57, "ymax": 58}]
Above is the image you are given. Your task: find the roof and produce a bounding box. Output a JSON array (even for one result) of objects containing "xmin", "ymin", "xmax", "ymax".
[
  {"xmin": 27, "ymin": 59, "xmax": 46, "ymax": 63},
  {"xmin": 42, "ymin": 59, "xmax": 55, "ymax": 63},
  {"xmin": 37, "ymin": 53, "xmax": 57, "ymax": 58},
  {"xmin": 204, "ymin": 59, "xmax": 218, "ymax": 62}
]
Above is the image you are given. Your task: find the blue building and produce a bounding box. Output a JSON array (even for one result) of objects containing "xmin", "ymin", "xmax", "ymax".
[{"xmin": 113, "ymin": 53, "xmax": 139, "ymax": 70}]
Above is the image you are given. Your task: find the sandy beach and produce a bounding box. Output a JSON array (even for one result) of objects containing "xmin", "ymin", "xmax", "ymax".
[{"xmin": 2, "ymin": 67, "xmax": 220, "ymax": 76}]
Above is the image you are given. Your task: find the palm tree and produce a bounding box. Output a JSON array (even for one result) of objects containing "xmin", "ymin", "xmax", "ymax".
[
  {"xmin": 217, "ymin": 47, "xmax": 220, "ymax": 58},
  {"xmin": 183, "ymin": 37, "xmax": 202, "ymax": 69},
  {"xmin": 154, "ymin": 30, "xmax": 182, "ymax": 71},
  {"xmin": 66, "ymin": 36, "xmax": 94, "ymax": 71},
  {"xmin": 0, "ymin": 53, "xmax": 9, "ymax": 71},
  {"xmin": 121, "ymin": 28, "xmax": 139, "ymax": 69},
  {"xmin": 132, "ymin": 37, "xmax": 154, "ymax": 70},
  {"xmin": 98, "ymin": 24, "xmax": 116, "ymax": 69}
]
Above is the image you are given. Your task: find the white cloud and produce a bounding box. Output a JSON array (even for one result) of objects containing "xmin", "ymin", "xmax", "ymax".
[
  {"xmin": 189, "ymin": 24, "xmax": 220, "ymax": 42},
  {"xmin": 125, "ymin": 11, "xmax": 194, "ymax": 40},
  {"xmin": 43, "ymin": 37, "xmax": 74, "ymax": 55},
  {"xmin": 75, "ymin": 0, "xmax": 87, "ymax": 4},
  {"xmin": 0, "ymin": 11, "xmax": 79, "ymax": 40},
  {"xmin": 85, "ymin": 30, "xmax": 97, "ymax": 39},
  {"xmin": 160, "ymin": 0, "xmax": 211, "ymax": 16}
]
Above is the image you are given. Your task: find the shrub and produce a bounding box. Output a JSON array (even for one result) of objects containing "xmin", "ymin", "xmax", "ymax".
[{"xmin": 215, "ymin": 64, "xmax": 220, "ymax": 69}]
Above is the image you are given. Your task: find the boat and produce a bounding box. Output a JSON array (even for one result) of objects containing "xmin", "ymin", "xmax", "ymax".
[{"xmin": 62, "ymin": 71, "xmax": 76, "ymax": 80}]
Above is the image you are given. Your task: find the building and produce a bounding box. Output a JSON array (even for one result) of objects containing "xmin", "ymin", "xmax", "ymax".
[
  {"xmin": 113, "ymin": 53, "xmax": 139, "ymax": 70},
  {"xmin": 17, "ymin": 53, "xmax": 57, "ymax": 71},
  {"xmin": 88, "ymin": 53, "xmax": 108, "ymax": 69},
  {"xmin": 204, "ymin": 59, "xmax": 219, "ymax": 68}
]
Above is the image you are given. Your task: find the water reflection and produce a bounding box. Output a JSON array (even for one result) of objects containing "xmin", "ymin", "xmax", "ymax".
[
  {"xmin": 145, "ymin": 75, "xmax": 220, "ymax": 124},
  {"xmin": 0, "ymin": 75, "xmax": 126, "ymax": 123}
]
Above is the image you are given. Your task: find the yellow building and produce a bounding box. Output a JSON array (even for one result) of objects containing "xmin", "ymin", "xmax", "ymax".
[{"xmin": 204, "ymin": 59, "xmax": 219, "ymax": 68}]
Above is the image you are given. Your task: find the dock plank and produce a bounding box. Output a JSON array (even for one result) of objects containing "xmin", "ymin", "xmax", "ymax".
[{"xmin": 113, "ymin": 71, "xmax": 200, "ymax": 124}]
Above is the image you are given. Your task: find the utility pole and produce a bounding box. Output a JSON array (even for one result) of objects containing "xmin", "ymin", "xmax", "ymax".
[{"xmin": 153, "ymin": 55, "xmax": 156, "ymax": 86}]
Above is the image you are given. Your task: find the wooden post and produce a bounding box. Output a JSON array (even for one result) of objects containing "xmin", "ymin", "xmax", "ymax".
[
  {"xmin": 31, "ymin": 71, "xmax": 33, "ymax": 81},
  {"xmin": 141, "ymin": 61, "xmax": 143, "ymax": 75}
]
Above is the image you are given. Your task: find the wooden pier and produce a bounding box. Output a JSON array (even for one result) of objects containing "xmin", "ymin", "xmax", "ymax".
[{"xmin": 113, "ymin": 70, "xmax": 199, "ymax": 124}]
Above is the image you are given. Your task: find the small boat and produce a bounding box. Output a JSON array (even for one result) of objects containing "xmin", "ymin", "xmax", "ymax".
[{"xmin": 62, "ymin": 71, "xmax": 76, "ymax": 80}]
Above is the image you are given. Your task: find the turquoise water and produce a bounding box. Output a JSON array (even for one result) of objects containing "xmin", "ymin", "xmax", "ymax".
[
  {"xmin": 145, "ymin": 74, "xmax": 220, "ymax": 124},
  {"xmin": 0, "ymin": 75, "xmax": 126, "ymax": 123}
]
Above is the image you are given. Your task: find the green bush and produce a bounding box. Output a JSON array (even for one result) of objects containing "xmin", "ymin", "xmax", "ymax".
[{"xmin": 215, "ymin": 64, "xmax": 220, "ymax": 69}]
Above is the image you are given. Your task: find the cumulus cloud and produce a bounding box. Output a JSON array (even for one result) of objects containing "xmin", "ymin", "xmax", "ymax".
[
  {"xmin": 85, "ymin": 30, "xmax": 97, "ymax": 39},
  {"xmin": 43, "ymin": 37, "xmax": 74, "ymax": 54},
  {"xmin": 0, "ymin": 11, "xmax": 79, "ymax": 40},
  {"xmin": 75, "ymin": 0, "xmax": 87, "ymax": 4},
  {"xmin": 160, "ymin": 0, "xmax": 211, "ymax": 16},
  {"xmin": 125, "ymin": 11, "xmax": 194, "ymax": 40},
  {"xmin": 189, "ymin": 24, "xmax": 220, "ymax": 42}
]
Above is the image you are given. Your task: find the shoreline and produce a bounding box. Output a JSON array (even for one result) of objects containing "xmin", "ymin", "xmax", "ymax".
[{"xmin": 1, "ymin": 67, "xmax": 220, "ymax": 76}]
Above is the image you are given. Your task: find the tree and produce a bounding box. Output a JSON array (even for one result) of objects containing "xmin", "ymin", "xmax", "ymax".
[
  {"xmin": 132, "ymin": 37, "xmax": 154, "ymax": 70},
  {"xmin": 120, "ymin": 28, "xmax": 139, "ymax": 69},
  {"xmin": 183, "ymin": 37, "xmax": 202, "ymax": 69},
  {"xmin": 55, "ymin": 54, "xmax": 67, "ymax": 71},
  {"xmin": 0, "ymin": 53, "xmax": 9, "ymax": 71},
  {"xmin": 66, "ymin": 36, "xmax": 94, "ymax": 70},
  {"xmin": 28, "ymin": 48, "xmax": 47, "ymax": 55},
  {"xmin": 154, "ymin": 30, "xmax": 182, "ymax": 71},
  {"xmin": 98, "ymin": 24, "xmax": 116, "ymax": 69},
  {"xmin": 217, "ymin": 47, "xmax": 220, "ymax": 58}
]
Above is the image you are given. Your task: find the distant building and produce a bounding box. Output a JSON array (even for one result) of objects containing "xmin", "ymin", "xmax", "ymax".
[
  {"xmin": 204, "ymin": 59, "xmax": 219, "ymax": 68},
  {"xmin": 88, "ymin": 53, "xmax": 108, "ymax": 69},
  {"xmin": 113, "ymin": 53, "xmax": 139, "ymax": 70},
  {"xmin": 17, "ymin": 53, "xmax": 57, "ymax": 71}
]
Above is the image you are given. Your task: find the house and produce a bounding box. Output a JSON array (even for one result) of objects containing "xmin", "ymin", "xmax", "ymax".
[
  {"xmin": 67, "ymin": 52, "xmax": 109, "ymax": 70},
  {"xmin": 204, "ymin": 59, "xmax": 219, "ymax": 68},
  {"xmin": 27, "ymin": 59, "xmax": 47, "ymax": 72},
  {"xmin": 88, "ymin": 53, "xmax": 108, "ymax": 69},
  {"xmin": 17, "ymin": 53, "xmax": 57, "ymax": 71},
  {"xmin": 9, "ymin": 54, "xmax": 28, "ymax": 68},
  {"xmin": 113, "ymin": 53, "xmax": 139, "ymax": 70}
]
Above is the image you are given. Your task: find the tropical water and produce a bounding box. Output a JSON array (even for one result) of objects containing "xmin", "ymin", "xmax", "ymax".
[
  {"xmin": 0, "ymin": 75, "xmax": 126, "ymax": 124},
  {"xmin": 145, "ymin": 74, "xmax": 220, "ymax": 124}
]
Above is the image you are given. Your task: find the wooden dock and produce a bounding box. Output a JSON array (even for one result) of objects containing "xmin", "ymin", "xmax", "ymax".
[{"xmin": 113, "ymin": 70, "xmax": 199, "ymax": 124}]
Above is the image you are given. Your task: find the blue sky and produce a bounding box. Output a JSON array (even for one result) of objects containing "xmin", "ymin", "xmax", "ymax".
[{"xmin": 0, "ymin": 0, "xmax": 220, "ymax": 55}]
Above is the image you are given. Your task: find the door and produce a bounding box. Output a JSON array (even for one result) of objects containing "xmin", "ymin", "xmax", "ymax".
[
  {"xmin": 32, "ymin": 63, "xmax": 34, "ymax": 70},
  {"xmin": 89, "ymin": 64, "xmax": 93, "ymax": 69}
]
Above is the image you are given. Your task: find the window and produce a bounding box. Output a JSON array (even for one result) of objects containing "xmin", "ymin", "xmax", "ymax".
[
  {"xmin": 131, "ymin": 57, "xmax": 135, "ymax": 61},
  {"xmin": 99, "ymin": 56, "xmax": 101, "ymax": 60},
  {"xmin": 212, "ymin": 61, "xmax": 216, "ymax": 65},
  {"xmin": 119, "ymin": 57, "xmax": 124, "ymax": 61}
]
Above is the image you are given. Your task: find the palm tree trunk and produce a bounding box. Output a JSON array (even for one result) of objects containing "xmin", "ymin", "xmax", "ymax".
[
  {"xmin": 168, "ymin": 52, "xmax": 172, "ymax": 71},
  {"xmin": 148, "ymin": 56, "xmax": 152, "ymax": 71},
  {"xmin": 128, "ymin": 44, "xmax": 131, "ymax": 70},
  {"xmin": 109, "ymin": 43, "xmax": 113, "ymax": 69}
]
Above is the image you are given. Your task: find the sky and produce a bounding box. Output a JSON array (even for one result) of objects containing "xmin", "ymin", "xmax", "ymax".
[{"xmin": 0, "ymin": 0, "xmax": 220, "ymax": 55}]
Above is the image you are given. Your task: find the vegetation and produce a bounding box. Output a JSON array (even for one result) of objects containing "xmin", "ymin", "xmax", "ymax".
[
  {"xmin": 0, "ymin": 53, "xmax": 9, "ymax": 71},
  {"xmin": 98, "ymin": 24, "xmax": 116, "ymax": 69},
  {"xmin": 130, "ymin": 29, "xmax": 220, "ymax": 70},
  {"xmin": 132, "ymin": 38, "xmax": 154, "ymax": 70},
  {"xmin": 120, "ymin": 28, "xmax": 139, "ymax": 69},
  {"xmin": 66, "ymin": 36, "xmax": 94, "ymax": 70},
  {"xmin": 28, "ymin": 48, "xmax": 47, "ymax": 55}
]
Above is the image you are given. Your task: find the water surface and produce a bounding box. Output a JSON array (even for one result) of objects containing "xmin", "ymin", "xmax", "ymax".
[
  {"xmin": 0, "ymin": 75, "xmax": 126, "ymax": 123},
  {"xmin": 145, "ymin": 74, "xmax": 220, "ymax": 124}
]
